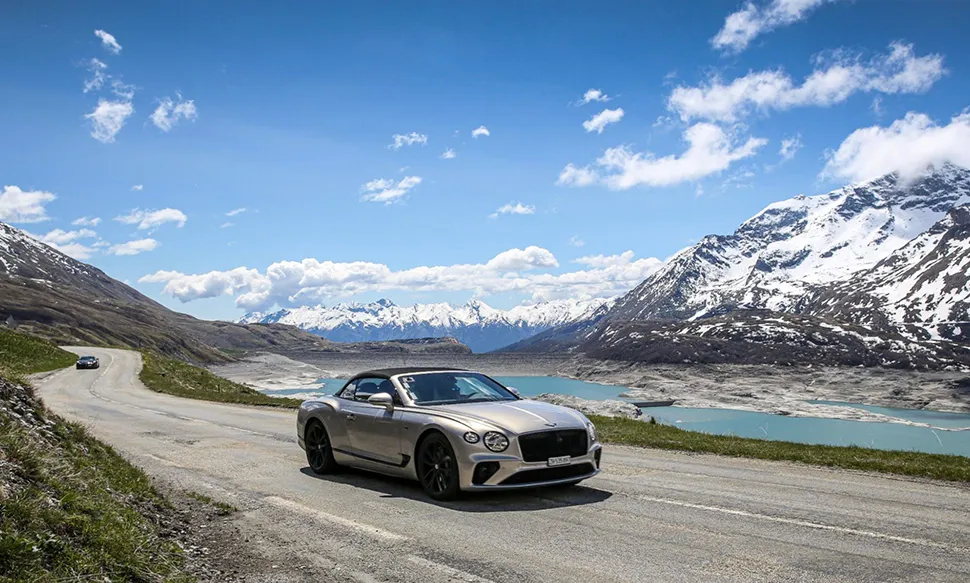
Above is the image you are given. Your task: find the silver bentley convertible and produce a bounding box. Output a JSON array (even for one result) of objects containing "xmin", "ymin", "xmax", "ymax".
[{"xmin": 297, "ymin": 368, "xmax": 602, "ymax": 500}]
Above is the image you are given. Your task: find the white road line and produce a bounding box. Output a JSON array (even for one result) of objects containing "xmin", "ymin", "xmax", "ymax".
[
  {"xmin": 636, "ymin": 494, "xmax": 961, "ymax": 550},
  {"xmin": 407, "ymin": 555, "xmax": 499, "ymax": 583},
  {"xmin": 262, "ymin": 496, "xmax": 408, "ymax": 543}
]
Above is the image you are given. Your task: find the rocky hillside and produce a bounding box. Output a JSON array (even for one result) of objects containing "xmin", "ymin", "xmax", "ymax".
[{"xmin": 241, "ymin": 297, "xmax": 612, "ymax": 352}]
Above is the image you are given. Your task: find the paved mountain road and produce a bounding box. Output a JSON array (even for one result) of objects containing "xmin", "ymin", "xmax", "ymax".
[{"xmin": 36, "ymin": 347, "xmax": 970, "ymax": 582}]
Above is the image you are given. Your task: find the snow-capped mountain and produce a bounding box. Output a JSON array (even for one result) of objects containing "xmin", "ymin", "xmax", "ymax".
[
  {"xmin": 606, "ymin": 164, "xmax": 970, "ymax": 324},
  {"xmin": 809, "ymin": 203, "xmax": 970, "ymax": 341},
  {"xmin": 239, "ymin": 297, "xmax": 614, "ymax": 352}
]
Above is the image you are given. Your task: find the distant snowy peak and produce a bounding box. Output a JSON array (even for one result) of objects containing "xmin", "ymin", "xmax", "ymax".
[
  {"xmin": 606, "ymin": 165, "xmax": 970, "ymax": 323},
  {"xmin": 239, "ymin": 297, "xmax": 615, "ymax": 352}
]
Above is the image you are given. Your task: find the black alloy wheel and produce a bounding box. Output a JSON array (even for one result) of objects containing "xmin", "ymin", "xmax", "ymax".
[
  {"xmin": 305, "ymin": 421, "xmax": 338, "ymax": 474},
  {"xmin": 417, "ymin": 433, "xmax": 461, "ymax": 501}
]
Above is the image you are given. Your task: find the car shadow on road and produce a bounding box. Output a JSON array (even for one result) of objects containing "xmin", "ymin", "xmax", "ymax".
[{"xmin": 299, "ymin": 466, "xmax": 611, "ymax": 512}]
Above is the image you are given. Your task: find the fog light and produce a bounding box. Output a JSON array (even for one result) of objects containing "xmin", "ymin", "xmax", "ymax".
[{"xmin": 472, "ymin": 462, "xmax": 501, "ymax": 485}]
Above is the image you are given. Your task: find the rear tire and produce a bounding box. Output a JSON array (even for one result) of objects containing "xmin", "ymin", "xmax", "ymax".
[
  {"xmin": 417, "ymin": 433, "xmax": 461, "ymax": 501},
  {"xmin": 305, "ymin": 420, "xmax": 338, "ymax": 474}
]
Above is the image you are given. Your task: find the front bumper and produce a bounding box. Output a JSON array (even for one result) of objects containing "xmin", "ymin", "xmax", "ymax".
[
  {"xmin": 458, "ymin": 443, "xmax": 602, "ymax": 491},
  {"xmin": 75, "ymin": 363, "xmax": 99, "ymax": 369}
]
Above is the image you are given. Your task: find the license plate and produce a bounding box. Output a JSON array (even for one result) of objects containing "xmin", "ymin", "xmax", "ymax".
[{"xmin": 547, "ymin": 455, "xmax": 571, "ymax": 467}]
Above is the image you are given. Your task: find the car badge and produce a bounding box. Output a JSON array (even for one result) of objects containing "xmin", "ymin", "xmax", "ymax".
[{"xmin": 545, "ymin": 422, "xmax": 557, "ymax": 427}]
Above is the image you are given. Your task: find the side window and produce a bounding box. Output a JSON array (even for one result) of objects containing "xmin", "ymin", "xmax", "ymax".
[
  {"xmin": 353, "ymin": 378, "xmax": 385, "ymax": 402},
  {"xmin": 337, "ymin": 380, "xmax": 357, "ymax": 400}
]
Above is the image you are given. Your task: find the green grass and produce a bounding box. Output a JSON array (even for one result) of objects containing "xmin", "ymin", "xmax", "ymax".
[
  {"xmin": 0, "ymin": 327, "xmax": 76, "ymax": 381},
  {"xmin": 590, "ymin": 414, "xmax": 970, "ymax": 483},
  {"xmin": 140, "ymin": 351, "xmax": 303, "ymax": 408},
  {"xmin": 0, "ymin": 385, "xmax": 191, "ymax": 582}
]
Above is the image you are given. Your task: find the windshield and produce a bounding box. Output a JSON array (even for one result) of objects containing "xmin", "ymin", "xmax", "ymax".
[{"xmin": 398, "ymin": 372, "xmax": 517, "ymax": 406}]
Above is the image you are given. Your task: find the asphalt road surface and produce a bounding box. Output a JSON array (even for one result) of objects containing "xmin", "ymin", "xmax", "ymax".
[{"xmin": 37, "ymin": 347, "xmax": 970, "ymax": 583}]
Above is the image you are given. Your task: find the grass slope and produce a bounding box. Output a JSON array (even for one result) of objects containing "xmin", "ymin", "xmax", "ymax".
[
  {"xmin": 591, "ymin": 415, "xmax": 970, "ymax": 483},
  {"xmin": 140, "ymin": 351, "xmax": 303, "ymax": 408},
  {"xmin": 0, "ymin": 327, "xmax": 76, "ymax": 381},
  {"xmin": 0, "ymin": 328, "xmax": 192, "ymax": 582}
]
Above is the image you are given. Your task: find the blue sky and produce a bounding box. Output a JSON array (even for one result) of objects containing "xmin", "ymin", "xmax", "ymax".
[{"xmin": 2, "ymin": 0, "xmax": 969, "ymax": 320}]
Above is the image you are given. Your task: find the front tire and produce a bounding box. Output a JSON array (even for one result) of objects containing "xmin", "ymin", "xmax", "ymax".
[
  {"xmin": 417, "ymin": 433, "xmax": 461, "ymax": 501},
  {"xmin": 305, "ymin": 420, "xmax": 338, "ymax": 474}
]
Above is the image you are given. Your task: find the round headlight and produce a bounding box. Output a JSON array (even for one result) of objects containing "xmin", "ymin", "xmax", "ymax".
[
  {"xmin": 483, "ymin": 431, "xmax": 509, "ymax": 452},
  {"xmin": 586, "ymin": 422, "xmax": 597, "ymax": 443},
  {"xmin": 463, "ymin": 431, "xmax": 480, "ymax": 444}
]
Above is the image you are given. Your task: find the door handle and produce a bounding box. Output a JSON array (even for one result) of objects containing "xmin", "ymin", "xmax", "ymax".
[{"xmin": 345, "ymin": 413, "xmax": 356, "ymax": 421}]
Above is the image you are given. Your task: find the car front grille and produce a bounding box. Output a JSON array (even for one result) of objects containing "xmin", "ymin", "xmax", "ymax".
[
  {"xmin": 517, "ymin": 429, "xmax": 588, "ymax": 462},
  {"xmin": 499, "ymin": 463, "xmax": 596, "ymax": 486}
]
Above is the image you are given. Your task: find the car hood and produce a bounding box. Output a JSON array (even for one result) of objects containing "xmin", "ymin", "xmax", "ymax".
[{"xmin": 423, "ymin": 399, "xmax": 587, "ymax": 435}]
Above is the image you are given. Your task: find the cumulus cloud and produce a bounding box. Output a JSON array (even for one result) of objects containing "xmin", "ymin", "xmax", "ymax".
[
  {"xmin": 579, "ymin": 89, "xmax": 611, "ymax": 105},
  {"xmin": 779, "ymin": 134, "xmax": 803, "ymax": 161},
  {"xmin": 0, "ymin": 186, "xmax": 56, "ymax": 223},
  {"xmin": 225, "ymin": 207, "xmax": 247, "ymax": 217},
  {"xmin": 28, "ymin": 228, "xmax": 100, "ymax": 259},
  {"xmin": 388, "ymin": 132, "xmax": 428, "ymax": 150},
  {"xmin": 72, "ymin": 216, "xmax": 102, "ymax": 227},
  {"xmin": 559, "ymin": 123, "xmax": 766, "ymax": 189},
  {"xmin": 569, "ymin": 236, "xmax": 585, "ymax": 247},
  {"xmin": 85, "ymin": 99, "xmax": 134, "ymax": 143},
  {"xmin": 573, "ymin": 250, "xmax": 636, "ymax": 268},
  {"xmin": 822, "ymin": 111, "xmax": 970, "ymax": 183},
  {"xmin": 440, "ymin": 148, "xmax": 456, "ymax": 159},
  {"xmin": 131, "ymin": 184, "xmax": 143, "ymax": 191},
  {"xmin": 108, "ymin": 238, "xmax": 158, "ymax": 256},
  {"xmin": 139, "ymin": 246, "xmax": 664, "ymax": 310},
  {"xmin": 115, "ymin": 208, "xmax": 187, "ymax": 230},
  {"xmin": 488, "ymin": 202, "xmax": 535, "ymax": 219},
  {"xmin": 712, "ymin": 0, "xmax": 835, "ymax": 54},
  {"xmin": 583, "ymin": 108, "xmax": 625, "ymax": 134},
  {"xmin": 556, "ymin": 164, "xmax": 598, "ymax": 187},
  {"xmin": 151, "ymin": 95, "xmax": 198, "ymax": 131},
  {"xmin": 83, "ymin": 58, "xmax": 108, "ymax": 93},
  {"xmin": 360, "ymin": 176, "xmax": 422, "ymax": 204},
  {"xmin": 94, "ymin": 29, "xmax": 122, "ymax": 54},
  {"xmin": 669, "ymin": 42, "xmax": 945, "ymax": 123},
  {"xmin": 472, "ymin": 125, "xmax": 490, "ymax": 138}
]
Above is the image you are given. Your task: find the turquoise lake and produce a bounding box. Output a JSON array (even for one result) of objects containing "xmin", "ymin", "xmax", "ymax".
[{"xmin": 262, "ymin": 376, "xmax": 970, "ymax": 457}]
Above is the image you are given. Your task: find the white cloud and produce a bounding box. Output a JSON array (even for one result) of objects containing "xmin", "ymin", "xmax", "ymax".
[
  {"xmin": 85, "ymin": 99, "xmax": 133, "ymax": 143},
  {"xmin": 440, "ymin": 148, "xmax": 456, "ymax": 159},
  {"xmin": 220, "ymin": 222, "xmax": 234, "ymax": 229},
  {"xmin": 712, "ymin": 0, "xmax": 835, "ymax": 54},
  {"xmin": 151, "ymin": 95, "xmax": 198, "ymax": 131},
  {"xmin": 0, "ymin": 186, "xmax": 56, "ymax": 223},
  {"xmin": 489, "ymin": 202, "xmax": 535, "ymax": 219},
  {"xmin": 568, "ymin": 236, "xmax": 585, "ymax": 247},
  {"xmin": 583, "ymin": 108, "xmax": 625, "ymax": 134},
  {"xmin": 388, "ymin": 132, "xmax": 428, "ymax": 150},
  {"xmin": 669, "ymin": 42, "xmax": 945, "ymax": 123},
  {"xmin": 573, "ymin": 250, "xmax": 636, "ymax": 268},
  {"xmin": 28, "ymin": 228, "xmax": 100, "ymax": 259},
  {"xmin": 108, "ymin": 238, "xmax": 158, "ymax": 256},
  {"xmin": 225, "ymin": 207, "xmax": 247, "ymax": 217},
  {"xmin": 83, "ymin": 58, "xmax": 108, "ymax": 93},
  {"xmin": 472, "ymin": 125, "xmax": 490, "ymax": 138},
  {"xmin": 822, "ymin": 111, "xmax": 970, "ymax": 184},
  {"xmin": 115, "ymin": 208, "xmax": 187, "ymax": 230},
  {"xmin": 556, "ymin": 163, "xmax": 599, "ymax": 187},
  {"xmin": 360, "ymin": 176, "xmax": 422, "ymax": 204},
  {"xmin": 94, "ymin": 29, "xmax": 122, "ymax": 54},
  {"xmin": 779, "ymin": 134, "xmax": 803, "ymax": 161},
  {"xmin": 131, "ymin": 184, "xmax": 143, "ymax": 191},
  {"xmin": 579, "ymin": 89, "xmax": 611, "ymax": 105},
  {"xmin": 139, "ymin": 246, "xmax": 664, "ymax": 309},
  {"xmin": 560, "ymin": 123, "xmax": 767, "ymax": 189},
  {"xmin": 72, "ymin": 216, "xmax": 102, "ymax": 227}
]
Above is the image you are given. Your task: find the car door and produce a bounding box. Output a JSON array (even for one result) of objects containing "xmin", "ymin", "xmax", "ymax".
[{"xmin": 345, "ymin": 378, "xmax": 407, "ymax": 467}]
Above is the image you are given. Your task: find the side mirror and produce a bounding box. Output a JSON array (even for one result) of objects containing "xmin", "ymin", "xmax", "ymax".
[
  {"xmin": 367, "ymin": 392, "xmax": 394, "ymax": 410},
  {"xmin": 507, "ymin": 387, "xmax": 521, "ymax": 397}
]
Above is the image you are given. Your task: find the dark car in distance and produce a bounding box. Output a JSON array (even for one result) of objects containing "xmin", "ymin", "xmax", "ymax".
[{"xmin": 75, "ymin": 356, "xmax": 100, "ymax": 369}]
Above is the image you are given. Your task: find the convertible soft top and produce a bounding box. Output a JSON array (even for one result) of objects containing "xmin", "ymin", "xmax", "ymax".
[{"xmin": 351, "ymin": 367, "xmax": 468, "ymax": 380}]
